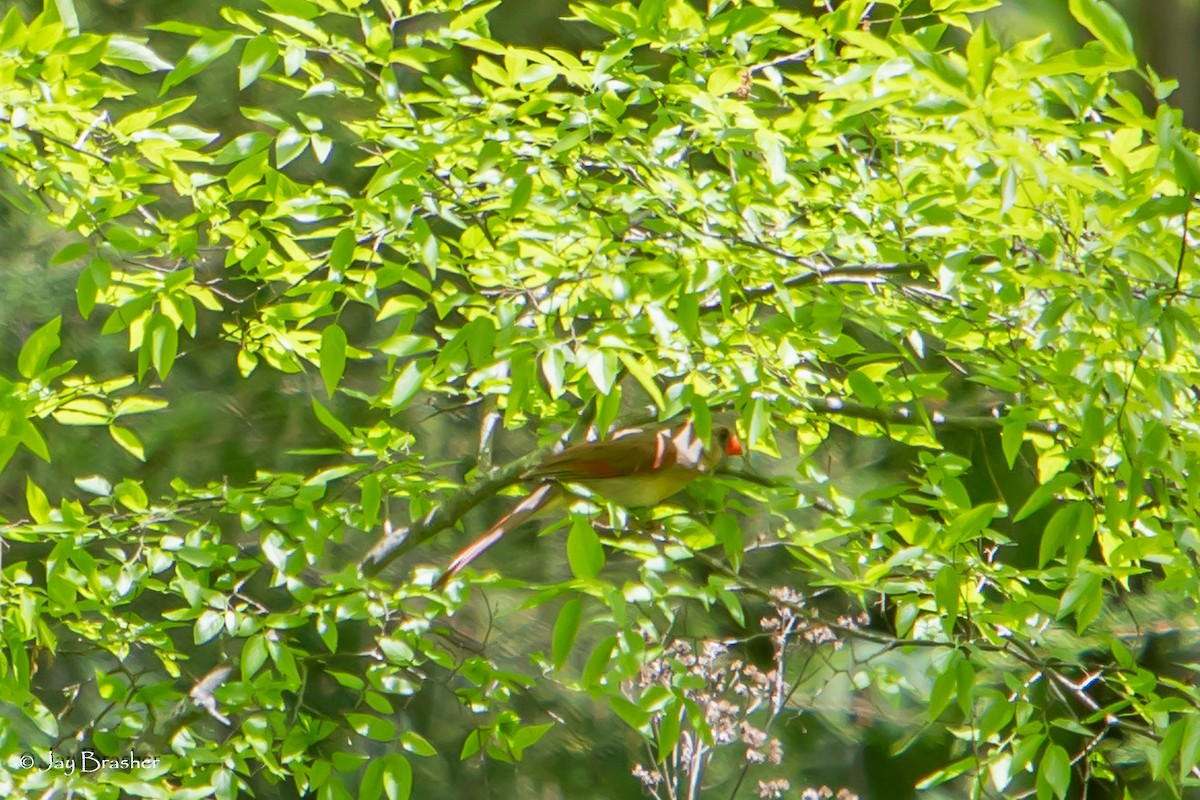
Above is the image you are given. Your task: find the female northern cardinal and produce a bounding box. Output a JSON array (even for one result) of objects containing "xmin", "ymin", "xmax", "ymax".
[{"xmin": 436, "ymin": 420, "xmax": 743, "ymax": 586}]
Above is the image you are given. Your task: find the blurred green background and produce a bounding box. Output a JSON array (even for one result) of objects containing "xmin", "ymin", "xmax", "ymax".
[{"xmin": 4, "ymin": 2, "xmax": 1197, "ymax": 797}]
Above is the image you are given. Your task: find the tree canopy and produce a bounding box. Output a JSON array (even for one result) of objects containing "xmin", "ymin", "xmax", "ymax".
[{"xmin": 2, "ymin": 0, "xmax": 1200, "ymax": 798}]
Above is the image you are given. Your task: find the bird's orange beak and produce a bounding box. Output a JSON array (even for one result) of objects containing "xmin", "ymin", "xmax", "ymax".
[{"xmin": 725, "ymin": 433, "xmax": 743, "ymax": 457}]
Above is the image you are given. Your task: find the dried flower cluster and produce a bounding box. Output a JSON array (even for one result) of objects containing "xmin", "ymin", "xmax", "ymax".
[
  {"xmin": 758, "ymin": 778, "xmax": 791, "ymax": 798},
  {"xmin": 628, "ymin": 589, "xmax": 863, "ymax": 799},
  {"xmin": 632, "ymin": 763, "xmax": 661, "ymax": 789},
  {"xmin": 800, "ymin": 787, "xmax": 860, "ymax": 800},
  {"xmin": 765, "ymin": 587, "xmax": 869, "ymax": 651}
]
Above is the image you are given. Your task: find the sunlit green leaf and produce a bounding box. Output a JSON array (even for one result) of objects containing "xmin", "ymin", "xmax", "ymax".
[
  {"xmin": 1068, "ymin": 0, "xmax": 1134, "ymax": 60},
  {"xmin": 238, "ymin": 34, "xmax": 277, "ymax": 88},
  {"xmin": 18, "ymin": 316, "xmax": 61, "ymax": 379},
  {"xmin": 566, "ymin": 517, "xmax": 604, "ymax": 579},
  {"xmin": 161, "ymin": 32, "xmax": 239, "ymax": 93},
  {"xmin": 551, "ymin": 597, "xmax": 582, "ymax": 670},
  {"xmin": 320, "ymin": 323, "xmax": 347, "ymax": 397}
]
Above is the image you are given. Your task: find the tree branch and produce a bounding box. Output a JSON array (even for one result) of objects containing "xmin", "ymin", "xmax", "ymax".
[
  {"xmin": 359, "ymin": 400, "xmax": 602, "ymax": 577},
  {"xmin": 800, "ymin": 396, "xmax": 1062, "ymax": 435},
  {"xmin": 358, "ymin": 445, "xmax": 545, "ymax": 578}
]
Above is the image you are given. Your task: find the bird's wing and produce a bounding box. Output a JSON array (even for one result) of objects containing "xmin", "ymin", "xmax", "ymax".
[{"xmin": 527, "ymin": 428, "xmax": 684, "ymax": 481}]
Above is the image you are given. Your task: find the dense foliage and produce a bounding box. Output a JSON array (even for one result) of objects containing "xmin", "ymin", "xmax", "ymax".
[{"xmin": 2, "ymin": 0, "xmax": 1199, "ymax": 798}]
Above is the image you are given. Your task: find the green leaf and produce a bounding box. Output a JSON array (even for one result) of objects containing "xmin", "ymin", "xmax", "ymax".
[
  {"xmin": 607, "ymin": 695, "xmax": 650, "ymax": 730},
  {"xmin": 1181, "ymin": 715, "xmax": 1200, "ymax": 782},
  {"xmin": 707, "ymin": 65, "xmax": 743, "ymax": 96},
  {"xmin": 463, "ymin": 316, "xmax": 495, "ymax": 367},
  {"xmin": 585, "ymin": 348, "xmax": 617, "ymax": 395},
  {"xmin": 637, "ymin": 0, "xmax": 665, "ymax": 34},
  {"xmin": 460, "ymin": 728, "xmax": 486, "ymax": 760},
  {"xmin": 51, "ymin": 241, "xmax": 89, "ymax": 265},
  {"xmin": 399, "ymin": 731, "xmax": 437, "ymax": 757},
  {"xmin": 320, "ymin": 324, "xmax": 347, "ymax": 397},
  {"xmin": 1038, "ymin": 742, "xmax": 1071, "ymax": 800},
  {"xmin": 147, "ymin": 314, "xmax": 179, "ymax": 379},
  {"xmin": 329, "ymin": 228, "xmax": 355, "ymax": 271},
  {"xmin": 916, "ymin": 756, "xmax": 977, "ymax": 790},
  {"xmin": 25, "ymin": 477, "xmax": 50, "ymax": 524},
  {"xmin": 215, "ymin": 131, "xmax": 272, "ymax": 165},
  {"xmin": 894, "ymin": 602, "xmax": 919, "ymax": 638},
  {"xmin": 312, "ymin": 398, "xmax": 352, "ymax": 443},
  {"xmin": 945, "ymin": 503, "xmax": 995, "ymax": 545},
  {"xmin": 964, "ymin": 19, "xmax": 998, "ymax": 95},
  {"xmin": 115, "ymin": 396, "xmax": 169, "ymax": 416},
  {"xmin": 48, "ymin": 0, "xmax": 79, "ymax": 32},
  {"xmin": 713, "ymin": 513, "xmax": 743, "ymax": 571},
  {"xmin": 690, "ymin": 397, "xmax": 711, "ymax": 441},
  {"xmin": 1039, "ymin": 501, "xmax": 1095, "ymax": 568},
  {"xmin": 162, "ymin": 32, "xmax": 239, "ymax": 93},
  {"xmin": 656, "ymin": 700, "xmax": 682, "ymax": 763},
  {"xmin": 617, "ymin": 353, "xmax": 664, "ymax": 409},
  {"xmin": 114, "ymin": 479, "xmax": 149, "ymax": 512},
  {"xmin": 75, "ymin": 474, "xmax": 112, "ymax": 496},
  {"xmin": 927, "ymin": 653, "xmax": 960, "ymax": 721},
  {"xmin": 275, "ymin": 127, "xmax": 308, "ymax": 167},
  {"xmin": 718, "ymin": 588, "xmax": 745, "ymax": 627},
  {"xmin": 262, "ymin": 0, "xmax": 320, "ymax": 18},
  {"xmin": 551, "ymin": 597, "xmax": 582, "ymax": 670},
  {"xmin": 239, "ymin": 35, "xmax": 277, "ymax": 89},
  {"xmin": 1000, "ymin": 414, "xmax": 1027, "ymax": 469},
  {"xmin": 509, "ymin": 175, "xmax": 532, "ymax": 213},
  {"xmin": 1014, "ymin": 472, "xmax": 1080, "ymax": 522},
  {"xmin": 581, "ymin": 636, "xmax": 616, "ymax": 687},
  {"xmin": 566, "ymin": 517, "xmax": 604, "ymax": 579},
  {"xmin": 361, "ymin": 753, "xmax": 384, "ymax": 800},
  {"xmin": 109, "ymin": 424, "xmax": 146, "ymax": 461},
  {"xmin": 512, "ymin": 722, "xmax": 553, "ymax": 754},
  {"xmin": 359, "ymin": 474, "xmax": 381, "ymax": 531},
  {"xmin": 1171, "ymin": 141, "xmax": 1200, "ymax": 193},
  {"xmin": 76, "ymin": 264, "xmax": 98, "ymax": 319},
  {"xmin": 47, "ymin": 537, "xmax": 78, "ymax": 609},
  {"xmin": 102, "ymin": 292, "xmax": 154, "ymax": 336},
  {"xmin": 226, "ymin": 150, "xmax": 268, "ymax": 193},
  {"xmin": 348, "ymin": 713, "xmax": 397, "ymax": 741},
  {"xmin": 540, "ymin": 346, "xmax": 566, "ymax": 398},
  {"xmin": 104, "ymin": 35, "xmax": 173, "ymax": 72},
  {"xmin": 21, "ymin": 422, "xmax": 48, "ymax": 463},
  {"xmin": 934, "ymin": 565, "xmax": 959, "ymax": 635},
  {"xmin": 194, "ymin": 609, "xmax": 224, "ymax": 644},
  {"xmin": 933, "ymin": 0, "xmax": 1001, "ymax": 9},
  {"xmin": 242, "ymin": 634, "xmax": 268, "ymax": 679},
  {"xmin": 955, "ymin": 658, "xmax": 975, "ymax": 715},
  {"xmin": 569, "ymin": 1, "xmax": 637, "ymax": 34},
  {"xmin": 1068, "ymin": 0, "xmax": 1134, "ymax": 61},
  {"xmin": 53, "ymin": 398, "xmax": 109, "ymax": 426},
  {"xmin": 1155, "ymin": 719, "xmax": 1187, "ymax": 781},
  {"xmin": 18, "ymin": 316, "xmax": 62, "ymax": 379},
  {"xmin": 1057, "ymin": 568, "xmax": 1104, "ymax": 632},
  {"xmin": 388, "ymin": 360, "xmax": 427, "ymax": 411},
  {"xmin": 846, "ymin": 369, "xmax": 883, "ymax": 406}
]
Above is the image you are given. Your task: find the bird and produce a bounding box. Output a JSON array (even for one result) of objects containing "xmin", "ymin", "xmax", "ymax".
[{"xmin": 435, "ymin": 419, "xmax": 744, "ymax": 587}]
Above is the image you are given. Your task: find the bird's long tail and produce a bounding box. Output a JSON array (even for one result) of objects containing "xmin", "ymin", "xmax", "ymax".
[{"xmin": 435, "ymin": 483, "xmax": 561, "ymax": 588}]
